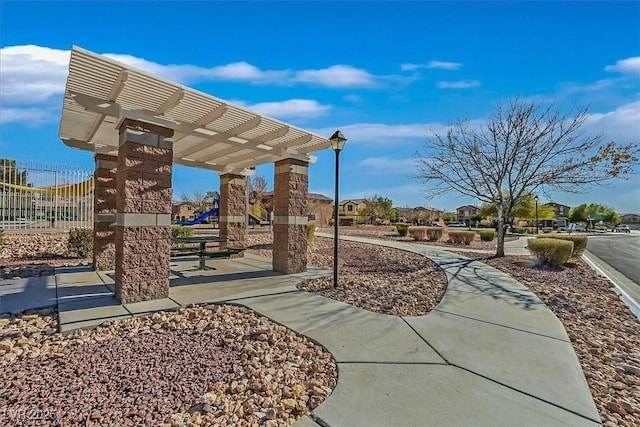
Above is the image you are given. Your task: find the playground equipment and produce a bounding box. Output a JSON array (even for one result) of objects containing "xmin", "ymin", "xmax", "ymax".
[
  {"xmin": 175, "ymin": 205, "xmax": 220, "ymax": 226},
  {"xmin": 248, "ymin": 203, "xmax": 269, "ymax": 225}
]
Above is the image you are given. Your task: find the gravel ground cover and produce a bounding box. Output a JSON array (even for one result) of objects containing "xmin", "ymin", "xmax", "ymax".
[
  {"xmin": 0, "ymin": 233, "xmax": 89, "ymax": 279},
  {"xmin": 0, "ymin": 306, "xmax": 337, "ymax": 427},
  {"xmin": 2, "ymin": 231, "xmax": 639, "ymax": 425}
]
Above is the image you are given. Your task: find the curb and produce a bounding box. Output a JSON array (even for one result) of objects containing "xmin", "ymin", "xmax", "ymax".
[{"xmin": 582, "ymin": 251, "xmax": 640, "ymax": 320}]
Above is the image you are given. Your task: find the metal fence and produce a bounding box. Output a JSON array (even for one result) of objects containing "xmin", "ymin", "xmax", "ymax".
[{"xmin": 0, "ymin": 159, "xmax": 94, "ymax": 231}]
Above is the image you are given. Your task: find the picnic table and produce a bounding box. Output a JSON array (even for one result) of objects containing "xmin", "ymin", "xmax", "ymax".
[{"xmin": 171, "ymin": 235, "xmax": 245, "ymax": 270}]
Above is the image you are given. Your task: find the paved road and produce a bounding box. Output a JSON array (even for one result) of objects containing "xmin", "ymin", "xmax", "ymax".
[{"xmin": 587, "ymin": 232, "xmax": 640, "ymax": 286}]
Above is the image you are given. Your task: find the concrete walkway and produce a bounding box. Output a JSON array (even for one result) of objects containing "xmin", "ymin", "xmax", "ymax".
[{"xmin": 0, "ymin": 236, "xmax": 601, "ymax": 426}]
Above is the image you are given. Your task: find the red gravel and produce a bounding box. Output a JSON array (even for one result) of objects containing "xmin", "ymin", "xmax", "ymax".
[{"xmin": 2, "ymin": 328, "xmax": 238, "ymax": 426}]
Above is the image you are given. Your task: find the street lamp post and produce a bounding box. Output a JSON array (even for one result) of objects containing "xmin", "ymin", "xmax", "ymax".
[
  {"xmin": 329, "ymin": 130, "xmax": 347, "ymax": 288},
  {"xmin": 534, "ymin": 195, "xmax": 539, "ymax": 234}
]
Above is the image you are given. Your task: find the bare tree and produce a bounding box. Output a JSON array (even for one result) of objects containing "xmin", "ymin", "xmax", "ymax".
[
  {"xmin": 248, "ymin": 175, "xmax": 268, "ymax": 201},
  {"xmin": 180, "ymin": 190, "xmax": 209, "ymax": 214},
  {"xmin": 415, "ymin": 96, "xmax": 638, "ymax": 257}
]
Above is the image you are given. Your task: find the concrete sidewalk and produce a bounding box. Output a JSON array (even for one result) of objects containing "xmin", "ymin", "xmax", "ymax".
[{"xmin": 0, "ymin": 238, "xmax": 601, "ymax": 426}]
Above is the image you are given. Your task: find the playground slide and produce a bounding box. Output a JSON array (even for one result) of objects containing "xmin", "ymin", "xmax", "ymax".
[{"xmin": 176, "ymin": 206, "xmax": 219, "ymax": 226}]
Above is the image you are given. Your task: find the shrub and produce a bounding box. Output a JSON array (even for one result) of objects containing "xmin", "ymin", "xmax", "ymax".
[
  {"xmin": 528, "ymin": 238, "xmax": 573, "ymax": 266},
  {"xmin": 448, "ymin": 230, "xmax": 476, "ymax": 245},
  {"xmin": 0, "ymin": 228, "xmax": 4, "ymax": 246},
  {"xmin": 408, "ymin": 226, "xmax": 426, "ymax": 241},
  {"xmin": 171, "ymin": 225, "xmax": 195, "ymax": 239},
  {"xmin": 479, "ymin": 230, "xmax": 495, "ymax": 241},
  {"xmin": 307, "ymin": 221, "xmax": 317, "ymax": 243},
  {"xmin": 538, "ymin": 234, "xmax": 588, "ymax": 257},
  {"xmin": 542, "ymin": 228, "xmax": 553, "ymax": 233},
  {"xmin": 395, "ymin": 223, "xmax": 409, "ymax": 237},
  {"xmin": 68, "ymin": 228, "xmax": 93, "ymax": 258},
  {"xmin": 425, "ymin": 226, "xmax": 444, "ymax": 242},
  {"xmin": 512, "ymin": 227, "xmax": 526, "ymax": 234}
]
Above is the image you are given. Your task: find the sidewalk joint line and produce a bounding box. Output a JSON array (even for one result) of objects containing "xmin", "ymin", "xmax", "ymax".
[
  {"xmin": 452, "ymin": 364, "xmax": 601, "ymax": 425},
  {"xmin": 433, "ymin": 309, "xmax": 571, "ymax": 343},
  {"xmin": 337, "ymin": 361, "xmax": 447, "ymax": 366},
  {"xmin": 400, "ymin": 317, "xmax": 450, "ymax": 365}
]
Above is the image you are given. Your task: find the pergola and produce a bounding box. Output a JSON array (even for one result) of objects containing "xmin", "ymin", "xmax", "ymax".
[{"xmin": 58, "ymin": 46, "xmax": 330, "ymax": 304}]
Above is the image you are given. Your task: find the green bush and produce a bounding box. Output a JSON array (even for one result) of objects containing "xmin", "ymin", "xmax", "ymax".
[
  {"xmin": 479, "ymin": 230, "xmax": 495, "ymax": 241},
  {"xmin": 307, "ymin": 221, "xmax": 317, "ymax": 243},
  {"xmin": 538, "ymin": 234, "xmax": 588, "ymax": 257},
  {"xmin": 528, "ymin": 238, "xmax": 573, "ymax": 266},
  {"xmin": 0, "ymin": 228, "xmax": 4, "ymax": 246},
  {"xmin": 512, "ymin": 227, "xmax": 526, "ymax": 234},
  {"xmin": 448, "ymin": 230, "xmax": 476, "ymax": 245},
  {"xmin": 542, "ymin": 228, "xmax": 553, "ymax": 233},
  {"xmin": 68, "ymin": 228, "xmax": 93, "ymax": 258},
  {"xmin": 395, "ymin": 223, "xmax": 409, "ymax": 237},
  {"xmin": 171, "ymin": 225, "xmax": 195, "ymax": 239}
]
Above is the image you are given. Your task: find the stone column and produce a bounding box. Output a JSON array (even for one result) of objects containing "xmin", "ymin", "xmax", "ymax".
[
  {"xmin": 114, "ymin": 119, "xmax": 173, "ymax": 304},
  {"xmin": 93, "ymin": 154, "xmax": 117, "ymax": 271},
  {"xmin": 219, "ymin": 173, "xmax": 246, "ymax": 250},
  {"xmin": 273, "ymin": 158, "xmax": 309, "ymax": 274}
]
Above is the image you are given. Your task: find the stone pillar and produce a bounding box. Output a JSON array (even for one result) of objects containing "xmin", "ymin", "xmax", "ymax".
[
  {"xmin": 219, "ymin": 173, "xmax": 246, "ymax": 250},
  {"xmin": 93, "ymin": 154, "xmax": 117, "ymax": 271},
  {"xmin": 114, "ymin": 119, "xmax": 173, "ymax": 304},
  {"xmin": 273, "ymin": 158, "xmax": 309, "ymax": 274}
]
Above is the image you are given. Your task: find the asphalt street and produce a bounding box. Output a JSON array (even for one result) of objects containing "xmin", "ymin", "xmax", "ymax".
[
  {"xmin": 586, "ymin": 232, "xmax": 640, "ymax": 311},
  {"xmin": 587, "ymin": 233, "xmax": 640, "ymax": 285}
]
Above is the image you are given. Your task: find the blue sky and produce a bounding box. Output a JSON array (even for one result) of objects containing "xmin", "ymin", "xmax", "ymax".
[{"xmin": 1, "ymin": 1, "xmax": 639, "ymax": 213}]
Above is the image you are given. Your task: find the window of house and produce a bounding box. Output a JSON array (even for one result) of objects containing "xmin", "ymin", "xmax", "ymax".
[{"xmin": 347, "ymin": 205, "xmax": 353, "ymax": 212}]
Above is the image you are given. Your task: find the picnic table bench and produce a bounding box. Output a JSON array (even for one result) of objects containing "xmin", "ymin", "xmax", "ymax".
[{"xmin": 171, "ymin": 235, "xmax": 245, "ymax": 270}]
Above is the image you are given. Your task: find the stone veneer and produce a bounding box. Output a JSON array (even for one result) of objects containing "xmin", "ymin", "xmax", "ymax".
[
  {"xmin": 272, "ymin": 158, "xmax": 309, "ymax": 274},
  {"xmin": 93, "ymin": 154, "xmax": 117, "ymax": 271},
  {"xmin": 219, "ymin": 173, "xmax": 246, "ymax": 251},
  {"xmin": 114, "ymin": 119, "xmax": 173, "ymax": 304}
]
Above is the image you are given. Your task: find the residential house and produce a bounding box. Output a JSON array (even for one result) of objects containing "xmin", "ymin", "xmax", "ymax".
[
  {"xmin": 308, "ymin": 193, "xmax": 334, "ymax": 225},
  {"xmin": 396, "ymin": 206, "xmax": 444, "ymax": 225},
  {"xmin": 620, "ymin": 213, "xmax": 640, "ymax": 230},
  {"xmin": 541, "ymin": 202, "xmax": 571, "ymax": 229},
  {"xmin": 172, "ymin": 202, "xmax": 195, "ymax": 222},
  {"xmin": 456, "ymin": 205, "xmax": 480, "ymax": 225},
  {"xmin": 338, "ymin": 199, "xmax": 367, "ymax": 225},
  {"xmin": 252, "ymin": 191, "xmax": 335, "ymax": 225}
]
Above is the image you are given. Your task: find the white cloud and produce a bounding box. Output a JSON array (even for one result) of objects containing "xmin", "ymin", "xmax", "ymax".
[
  {"xmin": 311, "ymin": 121, "xmax": 488, "ymax": 145},
  {"xmin": 352, "ymin": 157, "xmax": 415, "ymax": 174},
  {"xmin": 105, "ymin": 54, "xmax": 290, "ymax": 85},
  {"xmin": 294, "ymin": 65, "xmax": 377, "ymax": 88},
  {"xmin": 0, "ymin": 45, "xmax": 69, "ymax": 104},
  {"xmin": 585, "ymin": 100, "xmax": 640, "ymax": 143},
  {"xmin": 401, "ymin": 60, "xmax": 462, "ymax": 71},
  {"xmin": 604, "ymin": 57, "xmax": 640, "ymax": 74},
  {"xmin": 0, "ymin": 44, "xmax": 389, "ymax": 126},
  {"xmin": 312, "ymin": 123, "xmax": 447, "ymax": 144},
  {"xmin": 244, "ymin": 99, "xmax": 331, "ymax": 119},
  {"xmin": 0, "ymin": 107, "xmax": 56, "ymax": 124},
  {"xmin": 436, "ymin": 80, "xmax": 481, "ymax": 89}
]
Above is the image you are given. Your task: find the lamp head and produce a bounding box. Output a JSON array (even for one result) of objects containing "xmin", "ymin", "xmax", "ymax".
[{"xmin": 329, "ymin": 130, "xmax": 347, "ymax": 152}]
